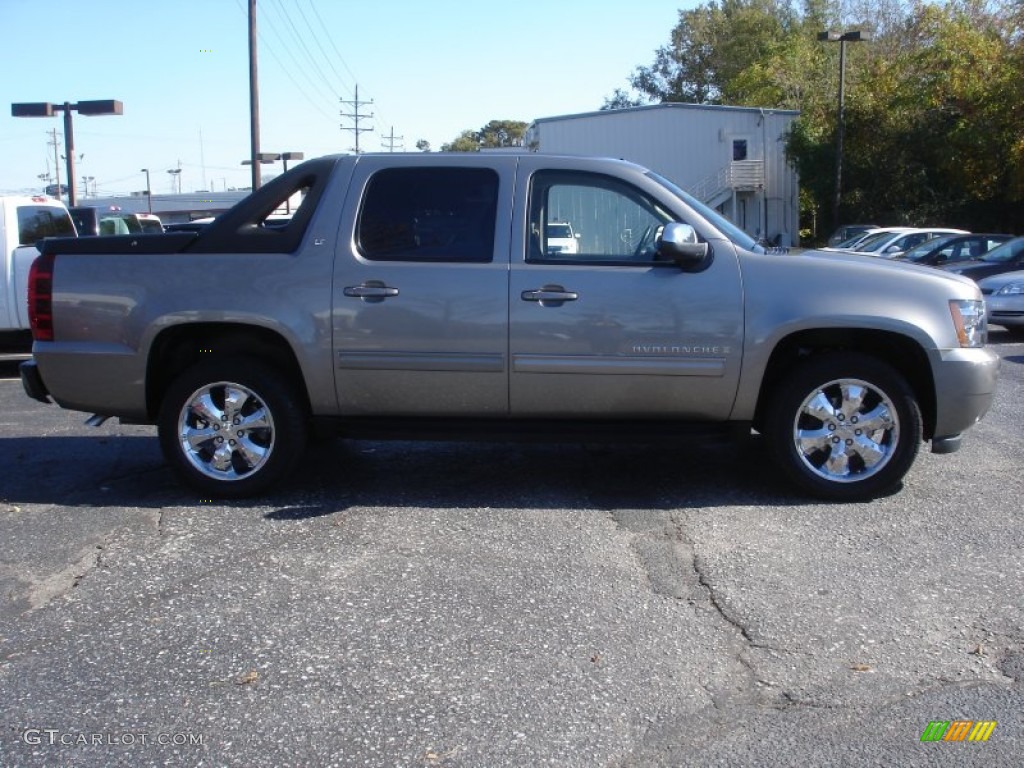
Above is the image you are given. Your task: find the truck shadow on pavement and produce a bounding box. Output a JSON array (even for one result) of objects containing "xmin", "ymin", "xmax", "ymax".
[
  {"xmin": 0, "ymin": 434, "xmax": 807, "ymax": 513},
  {"xmin": 266, "ymin": 437, "xmax": 811, "ymax": 519}
]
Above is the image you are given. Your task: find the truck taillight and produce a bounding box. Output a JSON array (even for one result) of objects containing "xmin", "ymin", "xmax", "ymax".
[{"xmin": 28, "ymin": 253, "xmax": 55, "ymax": 341}]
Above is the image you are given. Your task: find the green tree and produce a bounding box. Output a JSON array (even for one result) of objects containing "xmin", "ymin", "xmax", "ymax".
[
  {"xmin": 441, "ymin": 120, "xmax": 529, "ymax": 152},
  {"xmin": 617, "ymin": 0, "xmax": 803, "ymax": 105},
  {"xmin": 833, "ymin": 1, "xmax": 1024, "ymax": 229},
  {"xmin": 601, "ymin": 88, "xmax": 646, "ymax": 110},
  {"xmin": 609, "ymin": 0, "xmax": 1023, "ymax": 236}
]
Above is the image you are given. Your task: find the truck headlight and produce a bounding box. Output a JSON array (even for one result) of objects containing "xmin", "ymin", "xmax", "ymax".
[{"xmin": 949, "ymin": 299, "xmax": 986, "ymax": 348}]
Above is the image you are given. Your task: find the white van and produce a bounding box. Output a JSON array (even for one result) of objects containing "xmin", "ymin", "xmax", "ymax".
[{"xmin": 1, "ymin": 195, "xmax": 76, "ymax": 339}]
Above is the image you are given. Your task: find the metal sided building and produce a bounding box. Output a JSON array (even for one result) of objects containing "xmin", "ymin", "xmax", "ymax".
[{"xmin": 526, "ymin": 103, "xmax": 800, "ymax": 246}]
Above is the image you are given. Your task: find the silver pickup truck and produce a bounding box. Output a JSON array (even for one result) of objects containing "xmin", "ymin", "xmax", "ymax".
[{"xmin": 20, "ymin": 153, "xmax": 999, "ymax": 501}]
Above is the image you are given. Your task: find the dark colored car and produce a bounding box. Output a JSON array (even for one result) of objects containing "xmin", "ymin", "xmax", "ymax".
[
  {"xmin": 896, "ymin": 233, "xmax": 1013, "ymax": 267},
  {"xmin": 941, "ymin": 236, "xmax": 1024, "ymax": 282}
]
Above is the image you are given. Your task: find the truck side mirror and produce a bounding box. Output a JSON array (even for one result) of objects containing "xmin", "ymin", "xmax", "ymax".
[{"xmin": 658, "ymin": 222, "xmax": 710, "ymax": 270}]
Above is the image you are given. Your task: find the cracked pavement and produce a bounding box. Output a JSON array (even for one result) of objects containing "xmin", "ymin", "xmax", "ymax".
[{"xmin": 1, "ymin": 336, "xmax": 1022, "ymax": 767}]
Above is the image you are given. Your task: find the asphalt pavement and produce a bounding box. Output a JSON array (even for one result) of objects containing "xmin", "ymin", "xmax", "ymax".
[{"xmin": 0, "ymin": 334, "xmax": 1021, "ymax": 767}]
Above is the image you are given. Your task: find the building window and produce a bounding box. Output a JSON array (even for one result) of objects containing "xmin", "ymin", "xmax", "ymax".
[{"xmin": 732, "ymin": 139, "xmax": 748, "ymax": 161}]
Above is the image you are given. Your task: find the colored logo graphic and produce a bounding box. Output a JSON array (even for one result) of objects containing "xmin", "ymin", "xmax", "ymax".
[{"xmin": 920, "ymin": 720, "xmax": 997, "ymax": 742}]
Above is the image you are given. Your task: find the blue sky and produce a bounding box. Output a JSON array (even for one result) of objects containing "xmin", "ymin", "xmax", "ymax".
[{"xmin": 1, "ymin": 0, "xmax": 688, "ymax": 197}]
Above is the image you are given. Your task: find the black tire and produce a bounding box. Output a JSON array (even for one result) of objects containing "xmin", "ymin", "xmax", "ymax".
[
  {"xmin": 158, "ymin": 358, "xmax": 308, "ymax": 498},
  {"xmin": 764, "ymin": 352, "xmax": 922, "ymax": 501}
]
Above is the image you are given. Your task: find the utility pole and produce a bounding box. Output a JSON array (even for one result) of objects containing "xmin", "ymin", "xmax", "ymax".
[
  {"xmin": 381, "ymin": 126, "xmax": 404, "ymax": 153},
  {"xmin": 340, "ymin": 84, "xmax": 374, "ymax": 154}
]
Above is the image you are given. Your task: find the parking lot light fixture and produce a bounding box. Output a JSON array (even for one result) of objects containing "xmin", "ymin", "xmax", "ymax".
[
  {"xmin": 817, "ymin": 30, "xmax": 869, "ymax": 230},
  {"xmin": 10, "ymin": 99, "xmax": 123, "ymax": 207},
  {"xmin": 167, "ymin": 167, "xmax": 182, "ymax": 195}
]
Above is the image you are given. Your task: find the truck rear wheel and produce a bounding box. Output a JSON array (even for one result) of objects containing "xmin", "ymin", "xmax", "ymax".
[
  {"xmin": 765, "ymin": 353, "xmax": 922, "ymax": 501},
  {"xmin": 158, "ymin": 359, "xmax": 308, "ymax": 498}
]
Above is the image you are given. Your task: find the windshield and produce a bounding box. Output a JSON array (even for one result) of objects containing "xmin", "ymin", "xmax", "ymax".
[
  {"xmin": 853, "ymin": 231, "xmax": 897, "ymax": 251},
  {"xmin": 17, "ymin": 204, "xmax": 76, "ymax": 244},
  {"xmin": 900, "ymin": 235, "xmax": 955, "ymax": 262},
  {"xmin": 646, "ymin": 171, "xmax": 759, "ymax": 252},
  {"xmin": 837, "ymin": 232, "xmax": 875, "ymax": 248},
  {"xmin": 980, "ymin": 236, "xmax": 1024, "ymax": 263},
  {"xmin": 547, "ymin": 224, "xmax": 572, "ymax": 238}
]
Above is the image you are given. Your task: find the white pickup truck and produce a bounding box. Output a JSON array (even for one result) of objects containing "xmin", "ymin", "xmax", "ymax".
[{"xmin": 1, "ymin": 195, "xmax": 76, "ymax": 348}]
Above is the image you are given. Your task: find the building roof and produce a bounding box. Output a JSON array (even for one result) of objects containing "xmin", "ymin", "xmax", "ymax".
[{"xmin": 530, "ymin": 102, "xmax": 800, "ymax": 127}]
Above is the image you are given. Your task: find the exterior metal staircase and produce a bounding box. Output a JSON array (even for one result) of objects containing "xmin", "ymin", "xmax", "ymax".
[{"xmin": 691, "ymin": 160, "xmax": 764, "ymax": 208}]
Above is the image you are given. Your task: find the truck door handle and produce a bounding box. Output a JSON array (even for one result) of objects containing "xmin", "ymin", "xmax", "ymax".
[
  {"xmin": 521, "ymin": 285, "xmax": 578, "ymax": 304},
  {"xmin": 344, "ymin": 282, "xmax": 400, "ymax": 301}
]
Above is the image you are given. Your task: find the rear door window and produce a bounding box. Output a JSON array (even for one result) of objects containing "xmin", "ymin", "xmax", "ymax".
[
  {"xmin": 357, "ymin": 168, "xmax": 499, "ymax": 262},
  {"xmin": 17, "ymin": 205, "xmax": 76, "ymax": 245}
]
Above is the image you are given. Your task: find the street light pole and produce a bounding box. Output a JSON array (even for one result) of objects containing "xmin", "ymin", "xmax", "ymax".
[
  {"xmin": 10, "ymin": 99, "xmax": 123, "ymax": 208},
  {"xmin": 61, "ymin": 102, "xmax": 77, "ymax": 207},
  {"xmin": 818, "ymin": 30, "xmax": 868, "ymax": 231},
  {"xmin": 281, "ymin": 152, "xmax": 303, "ymax": 212},
  {"xmin": 242, "ymin": 152, "xmax": 302, "ymax": 210},
  {"xmin": 141, "ymin": 168, "xmax": 152, "ymax": 213},
  {"xmin": 167, "ymin": 168, "xmax": 182, "ymax": 195}
]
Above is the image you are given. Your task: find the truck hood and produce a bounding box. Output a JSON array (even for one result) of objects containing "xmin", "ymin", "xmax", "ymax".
[
  {"xmin": 732, "ymin": 246, "xmax": 984, "ymax": 351},
  {"xmin": 793, "ymin": 247, "xmax": 982, "ymax": 296}
]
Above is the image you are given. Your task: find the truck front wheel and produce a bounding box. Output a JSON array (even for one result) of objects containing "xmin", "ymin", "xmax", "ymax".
[
  {"xmin": 765, "ymin": 353, "xmax": 922, "ymax": 501},
  {"xmin": 158, "ymin": 359, "xmax": 308, "ymax": 498}
]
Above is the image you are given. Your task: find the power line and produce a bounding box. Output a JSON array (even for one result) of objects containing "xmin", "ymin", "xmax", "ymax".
[
  {"xmin": 296, "ymin": 0, "xmax": 355, "ymax": 98},
  {"xmin": 230, "ymin": 0, "xmax": 337, "ymax": 124},
  {"xmin": 306, "ymin": 0, "xmax": 361, "ymax": 92},
  {"xmin": 301, "ymin": 0, "xmax": 396, "ymax": 134},
  {"xmin": 267, "ymin": 0, "xmax": 342, "ymax": 102}
]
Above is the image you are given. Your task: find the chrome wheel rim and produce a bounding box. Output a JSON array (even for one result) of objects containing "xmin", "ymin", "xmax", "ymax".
[
  {"xmin": 792, "ymin": 377, "xmax": 899, "ymax": 484},
  {"xmin": 177, "ymin": 381, "xmax": 276, "ymax": 481}
]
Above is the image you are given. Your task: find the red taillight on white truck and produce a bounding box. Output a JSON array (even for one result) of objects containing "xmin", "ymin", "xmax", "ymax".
[{"xmin": 28, "ymin": 252, "xmax": 55, "ymax": 341}]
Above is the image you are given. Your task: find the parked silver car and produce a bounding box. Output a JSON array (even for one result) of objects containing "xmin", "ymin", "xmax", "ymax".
[{"xmin": 978, "ymin": 269, "xmax": 1024, "ymax": 336}]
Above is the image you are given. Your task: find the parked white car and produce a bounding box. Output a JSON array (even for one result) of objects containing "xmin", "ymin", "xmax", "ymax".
[
  {"xmin": 852, "ymin": 228, "xmax": 969, "ymax": 259},
  {"xmin": 819, "ymin": 226, "xmax": 914, "ymax": 252}
]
